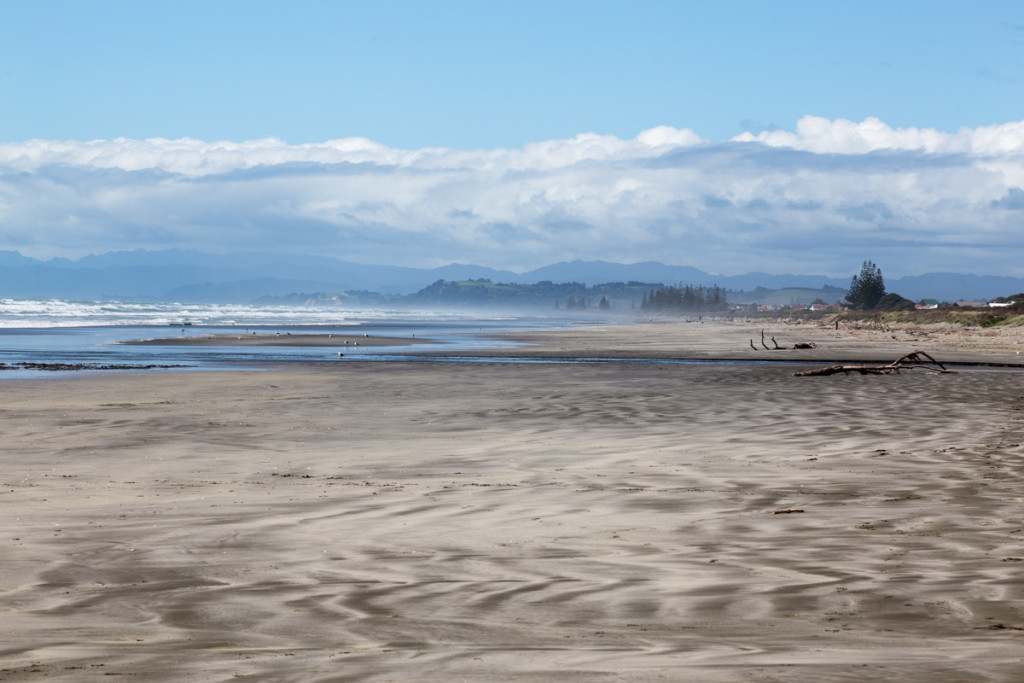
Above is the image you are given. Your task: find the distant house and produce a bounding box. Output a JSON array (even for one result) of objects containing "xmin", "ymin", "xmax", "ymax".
[
  {"xmin": 954, "ymin": 300, "xmax": 987, "ymax": 308},
  {"xmin": 915, "ymin": 299, "xmax": 939, "ymax": 310},
  {"xmin": 988, "ymin": 301, "xmax": 1016, "ymax": 308},
  {"xmin": 809, "ymin": 303, "xmax": 831, "ymax": 312}
]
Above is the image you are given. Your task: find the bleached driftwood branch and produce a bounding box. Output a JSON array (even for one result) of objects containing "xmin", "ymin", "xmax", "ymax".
[{"xmin": 793, "ymin": 350, "xmax": 954, "ymax": 377}]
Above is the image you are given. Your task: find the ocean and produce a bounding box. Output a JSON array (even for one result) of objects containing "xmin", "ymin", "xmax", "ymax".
[{"xmin": 0, "ymin": 299, "xmax": 607, "ymax": 379}]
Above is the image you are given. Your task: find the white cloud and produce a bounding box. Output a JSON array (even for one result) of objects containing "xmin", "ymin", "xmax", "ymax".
[
  {"xmin": 1, "ymin": 118, "xmax": 1023, "ymax": 276},
  {"xmin": 733, "ymin": 115, "xmax": 1024, "ymax": 156}
]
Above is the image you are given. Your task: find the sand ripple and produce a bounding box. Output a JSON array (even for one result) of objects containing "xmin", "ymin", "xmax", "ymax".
[{"xmin": 2, "ymin": 360, "xmax": 1023, "ymax": 681}]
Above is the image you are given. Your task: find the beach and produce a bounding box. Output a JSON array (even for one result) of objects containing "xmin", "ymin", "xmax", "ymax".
[{"xmin": 2, "ymin": 320, "xmax": 1023, "ymax": 681}]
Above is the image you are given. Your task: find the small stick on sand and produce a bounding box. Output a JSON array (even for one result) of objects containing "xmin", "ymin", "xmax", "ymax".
[{"xmin": 750, "ymin": 332, "xmax": 817, "ymax": 351}]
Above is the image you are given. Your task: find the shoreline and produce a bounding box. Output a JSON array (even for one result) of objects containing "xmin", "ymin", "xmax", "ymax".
[
  {"xmin": 0, "ymin": 318, "xmax": 1020, "ymax": 379},
  {"xmin": 117, "ymin": 319, "xmax": 1024, "ymax": 367}
]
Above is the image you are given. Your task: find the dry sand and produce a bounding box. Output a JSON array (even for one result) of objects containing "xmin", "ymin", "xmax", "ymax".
[{"xmin": 2, "ymin": 321, "xmax": 1024, "ymax": 681}]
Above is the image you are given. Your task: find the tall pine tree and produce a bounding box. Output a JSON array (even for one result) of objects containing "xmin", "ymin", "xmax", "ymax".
[{"xmin": 846, "ymin": 260, "xmax": 886, "ymax": 309}]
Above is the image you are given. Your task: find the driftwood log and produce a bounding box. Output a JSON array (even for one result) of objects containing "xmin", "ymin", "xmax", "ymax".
[
  {"xmin": 750, "ymin": 329, "xmax": 817, "ymax": 351},
  {"xmin": 793, "ymin": 350, "xmax": 954, "ymax": 377}
]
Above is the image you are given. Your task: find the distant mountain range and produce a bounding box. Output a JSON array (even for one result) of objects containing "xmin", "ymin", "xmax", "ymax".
[{"xmin": 0, "ymin": 249, "xmax": 1021, "ymax": 303}]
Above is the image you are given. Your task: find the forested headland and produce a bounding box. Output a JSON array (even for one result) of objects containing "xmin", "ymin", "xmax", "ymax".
[{"xmin": 404, "ymin": 279, "xmax": 658, "ymax": 309}]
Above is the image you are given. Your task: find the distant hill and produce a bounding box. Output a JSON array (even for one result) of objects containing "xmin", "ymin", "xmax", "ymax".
[
  {"xmin": 882, "ymin": 273, "xmax": 1024, "ymax": 302},
  {"xmin": 0, "ymin": 249, "xmax": 1022, "ymax": 303},
  {"xmin": 0, "ymin": 250, "xmax": 513, "ymax": 300},
  {"xmin": 518, "ymin": 260, "xmax": 841, "ymax": 292}
]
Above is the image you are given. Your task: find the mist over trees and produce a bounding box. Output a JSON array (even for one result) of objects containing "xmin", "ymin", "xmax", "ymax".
[
  {"xmin": 407, "ymin": 279, "xmax": 658, "ymax": 309},
  {"xmin": 641, "ymin": 284, "xmax": 727, "ymax": 312}
]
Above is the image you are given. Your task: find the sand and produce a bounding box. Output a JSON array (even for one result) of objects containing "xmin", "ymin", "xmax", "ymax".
[{"xmin": 2, "ymin": 321, "xmax": 1023, "ymax": 681}]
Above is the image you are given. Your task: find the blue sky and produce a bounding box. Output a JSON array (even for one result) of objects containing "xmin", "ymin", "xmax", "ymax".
[
  {"xmin": 1, "ymin": 0, "xmax": 1023, "ymax": 277},
  {"xmin": 4, "ymin": 0, "xmax": 1022, "ymax": 147}
]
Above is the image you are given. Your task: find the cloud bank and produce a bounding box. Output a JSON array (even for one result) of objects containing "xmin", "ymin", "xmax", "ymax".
[{"xmin": 1, "ymin": 116, "xmax": 1023, "ymax": 277}]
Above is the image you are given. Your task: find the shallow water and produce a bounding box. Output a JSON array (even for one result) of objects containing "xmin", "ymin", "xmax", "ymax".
[{"xmin": 0, "ymin": 300, "xmax": 626, "ymax": 378}]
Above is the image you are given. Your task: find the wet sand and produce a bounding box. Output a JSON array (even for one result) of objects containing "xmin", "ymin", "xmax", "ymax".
[{"xmin": 2, "ymin": 321, "xmax": 1023, "ymax": 681}]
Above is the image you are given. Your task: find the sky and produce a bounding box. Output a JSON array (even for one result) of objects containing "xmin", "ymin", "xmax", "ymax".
[{"xmin": 1, "ymin": 0, "xmax": 1023, "ymax": 277}]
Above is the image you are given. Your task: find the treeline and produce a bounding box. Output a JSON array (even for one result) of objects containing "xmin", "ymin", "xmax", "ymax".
[
  {"xmin": 641, "ymin": 284, "xmax": 728, "ymax": 312},
  {"xmin": 991, "ymin": 292, "xmax": 1024, "ymax": 305}
]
